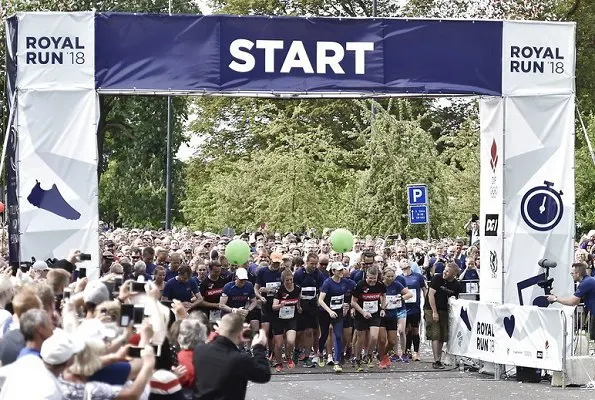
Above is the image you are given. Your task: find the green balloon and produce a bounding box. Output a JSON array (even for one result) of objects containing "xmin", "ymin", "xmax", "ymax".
[
  {"xmin": 329, "ymin": 228, "xmax": 354, "ymax": 253},
  {"xmin": 225, "ymin": 239, "xmax": 251, "ymax": 265}
]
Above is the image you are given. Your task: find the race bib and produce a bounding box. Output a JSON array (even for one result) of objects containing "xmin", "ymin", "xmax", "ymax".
[
  {"xmin": 279, "ymin": 306, "xmax": 295, "ymax": 320},
  {"xmin": 405, "ymin": 289, "xmax": 417, "ymax": 304},
  {"xmin": 330, "ymin": 295, "xmax": 344, "ymax": 310},
  {"xmin": 209, "ymin": 309, "xmax": 221, "ymax": 323},
  {"xmin": 386, "ymin": 295, "xmax": 402, "ymax": 310},
  {"xmin": 266, "ymin": 282, "xmax": 281, "ymax": 297},
  {"xmin": 363, "ymin": 301, "xmax": 378, "ymax": 313},
  {"xmin": 466, "ymin": 282, "xmax": 479, "ymax": 294},
  {"xmin": 301, "ymin": 287, "xmax": 316, "ymax": 300}
]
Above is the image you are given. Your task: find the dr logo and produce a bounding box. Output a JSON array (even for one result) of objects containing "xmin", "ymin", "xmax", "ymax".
[{"xmin": 520, "ymin": 181, "xmax": 563, "ymax": 232}]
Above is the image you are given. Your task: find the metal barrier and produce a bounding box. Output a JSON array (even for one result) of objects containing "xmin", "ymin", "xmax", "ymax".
[{"xmin": 460, "ymin": 279, "xmax": 480, "ymax": 301}]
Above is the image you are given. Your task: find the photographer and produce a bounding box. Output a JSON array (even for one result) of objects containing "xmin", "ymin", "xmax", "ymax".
[
  {"xmin": 547, "ymin": 262, "xmax": 595, "ymax": 338},
  {"xmin": 193, "ymin": 313, "xmax": 271, "ymax": 400}
]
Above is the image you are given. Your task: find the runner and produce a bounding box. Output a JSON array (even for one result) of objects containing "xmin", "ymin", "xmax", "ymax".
[
  {"xmin": 351, "ymin": 266, "xmax": 386, "ymax": 372},
  {"xmin": 219, "ymin": 268, "xmax": 258, "ymax": 318},
  {"xmin": 293, "ymin": 253, "xmax": 325, "ymax": 368},
  {"xmin": 318, "ymin": 262, "xmax": 352, "ymax": 373},
  {"xmin": 401, "ymin": 258, "xmax": 427, "ymax": 361},
  {"xmin": 254, "ymin": 252, "xmax": 283, "ymax": 356},
  {"xmin": 196, "ymin": 260, "xmax": 228, "ymax": 325},
  {"xmin": 378, "ymin": 266, "xmax": 412, "ymax": 368},
  {"xmin": 271, "ymin": 269, "xmax": 302, "ymax": 372}
]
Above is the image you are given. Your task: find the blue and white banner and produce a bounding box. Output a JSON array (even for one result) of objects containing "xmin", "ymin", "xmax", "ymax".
[
  {"xmin": 5, "ymin": 12, "xmax": 575, "ymax": 288},
  {"xmin": 448, "ymin": 299, "xmax": 567, "ymax": 371},
  {"xmin": 12, "ymin": 12, "xmax": 99, "ymax": 275}
]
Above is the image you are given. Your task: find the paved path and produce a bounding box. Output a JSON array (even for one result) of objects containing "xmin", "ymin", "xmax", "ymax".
[{"xmin": 246, "ymin": 361, "xmax": 589, "ymax": 400}]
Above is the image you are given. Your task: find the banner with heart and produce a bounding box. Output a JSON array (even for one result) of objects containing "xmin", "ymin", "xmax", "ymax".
[{"xmin": 448, "ymin": 298, "xmax": 567, "ymax": 371}]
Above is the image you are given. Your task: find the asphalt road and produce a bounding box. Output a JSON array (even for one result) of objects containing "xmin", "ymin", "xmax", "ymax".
[{"xmin": 246, "ymin": 362, "xmax": 590, "ymax": 400}]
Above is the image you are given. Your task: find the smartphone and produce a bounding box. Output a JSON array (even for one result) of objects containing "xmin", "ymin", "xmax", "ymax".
[
  {"xmin": 130, "ymin": 281, "xmax": 146, "ymax": 293},
  {"xmin": 128, "ymin": 346, "xmax": 143, "ymax": 358},
  {"xmin": 63, "ymin": 290, "xmax": 71, "ymax": 299},
  {"xmin": 79, "ymin": 253, "xmax": 92, "ymax": 261},
  {"xmin": 78, "ymin": 268, "xmax": 86, "ymax": 279},
  {"xmin": 19, "ymin": 264, "xmax": 30, "ymax": 273},
  {"xmin": 114, "ymin": 277, "xmax": 123, "ymax": 292},
  {"xmin": 133, "ymin": 305, "xmax": 145, "ymax": 325},
  {"xmin": 120, "ymin": 304, "xmax": 134, "ymax": 327}
]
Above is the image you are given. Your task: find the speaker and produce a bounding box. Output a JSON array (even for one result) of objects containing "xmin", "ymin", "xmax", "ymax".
[{"xmin": 516, "ymin": 367, "xmax": 542, "ymax": 383}]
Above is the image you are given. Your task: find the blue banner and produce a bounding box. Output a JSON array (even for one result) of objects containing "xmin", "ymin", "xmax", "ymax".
[{"xmin": 95, "ymin": 13, "xmax": 502, "ymax": 95}]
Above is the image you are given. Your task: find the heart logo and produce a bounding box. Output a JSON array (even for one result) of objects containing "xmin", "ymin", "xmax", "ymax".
[
  {"xmin": 460, "ymin": 307, "xmax": 472, "ymax": 331},
  {"xmin": 503, "ymin": 315, "xmax": 515, "ymax": 338}
]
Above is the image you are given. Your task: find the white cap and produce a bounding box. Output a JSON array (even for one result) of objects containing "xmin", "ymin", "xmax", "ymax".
[
  {"xmin": 40, "ymin": 328, "xmax": 85, "ymax": 365},
  {"xmin": 83, "ymin": 280, "xmax": 110, "ymax": 305},
  {"xmin": 235, "ymin": 268, "xmax": 249, "ymax": 280},
  {"xmin": 76, "ymin": 319, "xmax": 118, "ymax": 341},
  {"xmin": 32, "ymin": 260, "xmax": 49, "ymax": 271},
  {"xmin": 328, "ymin": 262, "xmax": 346, "ymax": 272}
]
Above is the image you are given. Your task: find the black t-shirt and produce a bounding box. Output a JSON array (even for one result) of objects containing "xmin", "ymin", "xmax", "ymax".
[
  {"xmin": 275, "ymin": 285, "xmax": 301, "ymax": 320},
  {"xmin": 196, "ymin": 277, "xmax": 227, "ymax": 314},
  {"xmin": 352, "ymin": 280, "xmax": 386, "ymax": 318},
  {"xmin": 425, "ymin": 274, "xmax": 461, "ymax": 311}
]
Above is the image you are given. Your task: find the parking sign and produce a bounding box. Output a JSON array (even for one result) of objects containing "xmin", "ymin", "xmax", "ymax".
[{"xmin": 407, "ymin": 185, "xmax": 427, "ymax": 205}]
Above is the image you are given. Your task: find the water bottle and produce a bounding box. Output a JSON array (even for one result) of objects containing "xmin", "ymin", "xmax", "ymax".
[{"xmin": 459, "ymin": 359, "xmax": 464, "ymax": 372}]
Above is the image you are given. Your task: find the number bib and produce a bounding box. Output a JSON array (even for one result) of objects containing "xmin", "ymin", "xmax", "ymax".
[
  {"xmin": 363, "ymin": 301, "xmax": 378, "ymax": 313},
  {"xmin": 386, "ymin": 295, "xmax": 402, "ymax": 310},
  {"xmin": 330, "ymin": 295, "xmax": 344, "ymax": 310},
  {"xmin": 466, "ymin": 282, "xmax": 479, "ymax": 294},
  {"xmin": 209, "ymin": 310, "xmax": 221, "ymax": 323},
  {"xmin": 266, "ymin": 282, "xmax": 281, "ymax": 297},
  {"xmin": 279, "ymin": 306, "xmax": 295, "ymax": 320},
  {"xmin": 405, "ymin": 289, "xmax": 417, "ymax": 303},
  {"xmin": 300, "ymin": 287, "xmax": 317, "ymax": 300}
]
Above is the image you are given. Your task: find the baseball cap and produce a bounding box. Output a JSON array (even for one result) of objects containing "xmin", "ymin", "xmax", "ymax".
[
  {"xmin": 235, "ymin": 268, "xmax": 249, "ymax": 280},
  {"xmin": 270, "ymin": 252, "xmax": 284, "ymax": 263},
  {"xmin": 328, "ymin": 262, "xmax": 346, "ymax": 272},
  {"xmin": 83, "ymin": 280, "xmax": 110, "ymax": 305},
  {"xmin": 32, "ymin": 260, "xmax": 49, "ymax": 271},
  {"xmin": 40, "ymin": 328, "xmax": 85, "ymax": 365}
]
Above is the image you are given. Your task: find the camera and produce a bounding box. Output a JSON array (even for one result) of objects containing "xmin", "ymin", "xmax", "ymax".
[{"xmin": 537, "ymin": 258, "xmax": 557, "ymax": 295}]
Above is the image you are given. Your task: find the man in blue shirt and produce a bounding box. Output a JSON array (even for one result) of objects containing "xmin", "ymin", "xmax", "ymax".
[
  {"xmin": 220, "ymin": 268, "xmax": 257, "ymax": 317},
  {"xmin": 162, "ymin": 265, "xmax": 200, "ymax": 307},
  {"xmin": 548, "ymin": 262, "xmax": 595, "ymax": 338}
]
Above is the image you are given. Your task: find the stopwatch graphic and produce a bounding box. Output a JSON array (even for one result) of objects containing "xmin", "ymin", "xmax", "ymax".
[{"xmin": 520, "ymin": 181, "xmax": 563, "ymax": 232}]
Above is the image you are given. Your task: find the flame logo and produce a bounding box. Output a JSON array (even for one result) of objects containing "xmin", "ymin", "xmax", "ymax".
[{"xmin": 490, "ymin": 139, "xmax": 498, "ymax": 173}]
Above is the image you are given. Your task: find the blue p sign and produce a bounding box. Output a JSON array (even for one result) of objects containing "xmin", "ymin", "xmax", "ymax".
[{"xmin": 407, "ymin": 185, "xmax": 427, "ymax": 205}]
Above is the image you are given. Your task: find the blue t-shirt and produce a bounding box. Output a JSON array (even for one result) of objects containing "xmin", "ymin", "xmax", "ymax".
[
  {"xmin": 145, "ymin": 263, "xmax": 156, "ymax": 276},
  {"xmin": 162, "ymin": 277, "xmax": 199, "ymax": 302},
  {"xmin": 402, "ymin": 272, "xmax": 426, "ymax": 314},
  {"xmin": 575, "ymin": 276, "xmax": 595, "ymax": 313},
  {"xmin": 350, "ymin": 269, "xmax": 365, "ymax": 283},
  {"xmin": 165, "ymin": 268, "xmax": 179, "ymax": 282},
  {"xmin": 256, "ymin": 267, "xmax": 282, "ymax": 306},
  {"xmin": 293, "ymin": 268, "xmax": 326, "ymax": 310},
  {"xmin": 460, "ymin": 268, "xmax": 479, "ymax": 282},
  {"xmin": 89, "ymin": 362, "xmax": 131, "ymax": 385},
  {"xmin": 384, "ymin": 280, "xmax": 406, "ymax": 319},
  {"xmin": 320, "ymin": 277, "xmax": 354, "ymax": 318},
  {"xmin": 222, "ymin": 281, "xmax": 255, "ymax": 312}
]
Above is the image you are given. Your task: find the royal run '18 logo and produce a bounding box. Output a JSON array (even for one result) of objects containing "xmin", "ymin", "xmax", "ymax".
[
  {"xmin": 509, "ymin": 45, "xmax": 565, "ymax": 75},
  {"xmin": 24, "ymin": 36, "xmax": 86, "ymax": 65}
]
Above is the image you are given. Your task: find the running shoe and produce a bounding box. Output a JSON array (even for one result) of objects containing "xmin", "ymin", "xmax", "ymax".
[
  {"xmin": 326, "ymin": 354, "xmax": 334, "ymax": 366},
  {"xmin": 390, "ymin": 354, "xmax": 400, "ymax": 363},
  {"xmin": 287, "ymin": 359, "xmax": 296, "ymax": 369},
  {"xmin": 432, "ymin": 361, "xmax": 445, "ymax": 369},
  {"xmin": 366, "ymin": 355, "xmax": 374, "ymax": 369},
  {"xmin": 275, "ymin": 363, "xmax": 283, "ymax": 373},
  {"xmin": 356, "ymin": 360, "xmax": 364, "ymax": 372},
  {"xmin": 312, "ymin": 355, "xmax": 319, "ymax": 365},
  {"xmin": 379, "ymin": 358, "xmax": 388, "ymax": 369},
  {"xmin": 317, "ymin": 356, "xmax": 325, "ymax": 368},
  {"xmin": 333, "ymin": 364, "xmax": 343, "ymax": 373},
  {"xmin": 303, "ymin": 358, "xmax": 315, "ymax": 368},
  {"xmin": 412, "ymin": 352, "xmax": 420, "ymax": 361},
  {"xmin": 400, "ymin": 355, "xmax": 410, "ymax": 363}
]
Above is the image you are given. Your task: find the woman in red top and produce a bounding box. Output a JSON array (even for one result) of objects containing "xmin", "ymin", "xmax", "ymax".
[{"xmin": 176, "ymin": 319, "xmax": 208, "ymax": 389}]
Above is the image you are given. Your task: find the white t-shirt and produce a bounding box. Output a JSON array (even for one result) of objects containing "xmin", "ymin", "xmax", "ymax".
[{"xmin": 0, "ymin": 354, "xmax": 62, "ymax": 400}]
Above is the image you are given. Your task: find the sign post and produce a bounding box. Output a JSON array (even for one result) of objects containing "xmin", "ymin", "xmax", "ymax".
[{"xmin": 407, "ymin": 184, "xmax": 430, "ymax": 240}]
